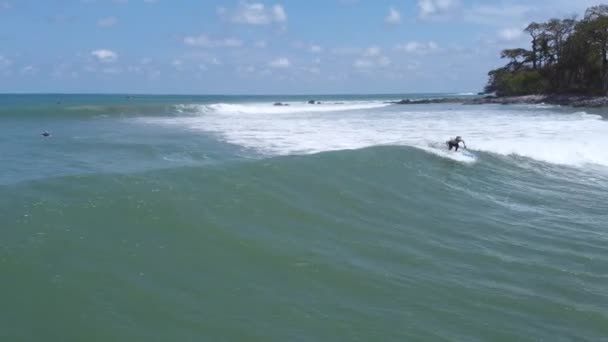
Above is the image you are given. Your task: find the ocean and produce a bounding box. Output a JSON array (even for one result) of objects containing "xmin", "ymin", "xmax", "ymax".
[{"xmin": 1, "ymin": 94, "xmax": 607, "ymax": 341}]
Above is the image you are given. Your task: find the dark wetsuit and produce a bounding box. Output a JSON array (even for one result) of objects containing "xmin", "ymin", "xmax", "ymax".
[{"xmin": 447, "ymin": 138, "xmax": 464, "ymax": 151}]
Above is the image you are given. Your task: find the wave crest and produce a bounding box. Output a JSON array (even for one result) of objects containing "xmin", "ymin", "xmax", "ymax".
[
  {"xmin": 143, "ymin": 105, "xmax": 608, "ymax": 168},
  {"xmin": 173, "ymin": 101, "xmax": 390, "ymax": 116}
]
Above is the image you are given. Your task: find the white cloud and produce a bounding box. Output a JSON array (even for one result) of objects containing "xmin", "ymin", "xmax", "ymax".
[
  {"xmin": 219, "ymin": 2, "xmax": 287, "ymax": 25},
  {"xmin": 183, "ymin": 34, "xmax": 243, "ymax": 48},
  {"xmin": 97, "ymin": 16, "xmax": 118, "ymax": 28},
  {"xmin": 353, "ymin": 56, "xmax": 391, "ymax": 69},
  {"xmin": 255, "ymin": 40, "xmax": 268, "ymax": 48},
  {"xmin": 385, "ymin": 7, "xmax": 401, "ymax": 24},
  {"xmin": 269, "ymin": 57, "xmax": 290, "ymax": 68},
  {"xmin": 395, "ymin": 41, "xmax": 439, "ymax": 54},
  {"xmin": 407, "ymin": 62, "xmax": 421, "ymax": 71},
  {"xmin": 21, "ymin": 65, "xmax": 37, "ymax": 74},
  {"xmin": 465, "ymin": 4, "xmax": 532, "ymax": 25},
  {"xmin": 46, "ymin": 14, "xmax": 77, "ymax": 25},
  {"xmin": 353, "ymin": 59, "xmax": 374, "ymax": 69},
  {"xmin": 363, "ymin": 46, "xmax": 381, "ymax": 57},
  {"xmin": 223, "ymin": 38, "xmax": 244, "ymax": 47},
  {"xmin": 91, "ymin": 49, "xmax": 118, "ymax": 63},
  {"xmin": 310, "ymin": 45, "xmax": 323, "ymax": 53},
  {"xmin": 272, "ymin": 4, "xmax": 287, "ymax": 22},
  {"xmin": 498, "ymin": 27, "xmax": 524, "ymax": 42},
  {"xmin": 51, "ymin": 62, "xmax": 73, "ymax": 78},
  {"xmin": 354, "ymin": 47, "xmax": 391, "ymax": 70},
  {"xmin": 378, "ymin": 56, "xmax": 391, "ymax": 67},
  {"xmin": 418, "ymin": 0, "xmax": 459, "ymax": 19},
  {"xmin": 0, "ymin": 2, "xmax": 12, "ymax": 9},
  {"xmin": 184, "ymin": 34, "xmax": 212, "ymax": 47},
  {"xmin": 0, "ymin": 55, "xmax": 12, "ymax": 69},
  {"xmin": 236, "ymin": 65, "xmax": 257, "ymax": 74},
  {"xmin": 148, "ymin": 69, "xmax": 161, "ymax": 79},
  {"xmin": 127, "ymin": 65, "xmax": 142, "ymax": 73}
]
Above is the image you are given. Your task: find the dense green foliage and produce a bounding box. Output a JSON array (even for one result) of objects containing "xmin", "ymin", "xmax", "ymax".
[{"xmin": 486, "ymin": 5, "xmax": 608, "ymax": 96}]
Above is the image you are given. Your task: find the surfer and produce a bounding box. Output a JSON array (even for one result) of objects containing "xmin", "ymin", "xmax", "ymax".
[
  {"xmin": 41, "ymin": 131, "xmax": 51, "ymax": 137},
  {"xmin": 447, "ymin": 136, "xmax": 466, "ymax": 151}
]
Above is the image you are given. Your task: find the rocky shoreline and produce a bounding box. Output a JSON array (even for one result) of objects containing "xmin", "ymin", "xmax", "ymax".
[{"xmin": 390, "ymin": 95, "xmax": 608, "ymax": 108}]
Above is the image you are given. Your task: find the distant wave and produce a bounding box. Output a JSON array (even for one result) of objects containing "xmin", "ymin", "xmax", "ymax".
[
  {"xmin": 576, "ymin": 111, "xmax": 602, "ymax": 120},
  {"xmin": 530, "ymin": 104, "xmax": 557, "ymax": 109},
  {"xmin": 173, "ymin": 101, "xmax": 391, "ymax": 116}
]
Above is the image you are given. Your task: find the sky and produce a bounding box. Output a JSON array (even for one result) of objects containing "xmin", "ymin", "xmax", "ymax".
[{"xmin": 0, "ymin": 0, "xmax": 603, "ymax": 94}]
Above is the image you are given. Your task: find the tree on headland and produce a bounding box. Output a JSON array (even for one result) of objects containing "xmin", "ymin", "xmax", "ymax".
[
  {"xmin": 524, "ymin": 22, "xmax": 543, "ymax": 70},
  {"xmin": 486, "ymin": 5, "xmax": 608, "ymax": 96},
  {"xmin": 500, "ymin": 48, "xmax": 532, "ymax": 71},
  {"xmin": 581, "ymin": 5, "xmax": 608, "ymax": 93}
]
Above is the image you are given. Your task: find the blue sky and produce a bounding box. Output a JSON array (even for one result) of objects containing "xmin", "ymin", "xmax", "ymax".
[{"xmin": 0, "ymin": 0, "xmax": 601, "ymax": 94}]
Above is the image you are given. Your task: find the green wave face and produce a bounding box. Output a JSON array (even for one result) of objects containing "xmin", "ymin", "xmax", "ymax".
[
  {"xmin": 2, "ymin": 146, "xmax": 608, "ymax": 341},
  {"xmin": 1, "ymin": 94, "xmax": 608, "ymax": 341}
]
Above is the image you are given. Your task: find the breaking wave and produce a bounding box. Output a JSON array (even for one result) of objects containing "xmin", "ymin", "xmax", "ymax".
[{"xmin": 140, "ymin": 103, "xmax": 608, "ymax": 168}]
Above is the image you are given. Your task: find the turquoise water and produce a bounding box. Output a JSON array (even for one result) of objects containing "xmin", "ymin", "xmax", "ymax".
[{"xmin": 1, "ymin": 94, "xmax": 608, "ymax": 341}]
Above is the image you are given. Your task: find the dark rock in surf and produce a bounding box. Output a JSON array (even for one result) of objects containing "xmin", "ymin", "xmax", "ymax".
[
  {"xmin": 390, "ymin": 98, "xmax": 463, "ymax": 105},
  {"xmin": 382, "ymin": 94, "xmax": 608, "ymax": 108}
]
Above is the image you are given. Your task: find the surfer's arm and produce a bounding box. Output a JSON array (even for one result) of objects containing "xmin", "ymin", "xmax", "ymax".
[{"xmin": 462, "ymin": 141, "xmax": 467, "ymax": 149}]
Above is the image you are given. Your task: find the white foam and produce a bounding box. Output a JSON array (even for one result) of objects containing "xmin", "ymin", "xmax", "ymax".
[
  {"xmin": 417, "ymin": 145, "xmax": 478, "ymax": 164},
  {"xmin": 531, "ymin": 104, "xmax": 557, "ymax": 109},
  {"xmin": 577, "ymin": 112, "xmax": 602, "ymax": 120},
  {"xmin": 174, "ymin": 102, "xmax": 390, "ymax": 116},
  {"xmin": 138, "ymin": 103, "xmax": 608, "ymax": 167}
]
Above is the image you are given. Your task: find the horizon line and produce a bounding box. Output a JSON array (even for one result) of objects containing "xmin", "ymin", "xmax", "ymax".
[{"xmin": 0, "ymin": 91, "xmax": 479, "ymax": 96}]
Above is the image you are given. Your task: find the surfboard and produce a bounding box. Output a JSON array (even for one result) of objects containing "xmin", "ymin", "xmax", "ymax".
[{"xmin": 459, "ymin": 149, "xmax": 475, "ymax": 157}]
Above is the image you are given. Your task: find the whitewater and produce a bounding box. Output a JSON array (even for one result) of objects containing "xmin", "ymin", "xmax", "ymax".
[{"xmin": 142, "ymin": 100, "xmax": 608, "ymax": 167}]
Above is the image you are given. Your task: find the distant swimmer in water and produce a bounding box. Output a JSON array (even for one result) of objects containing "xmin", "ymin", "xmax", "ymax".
[
  {"xmin": 447, "ymin": 136, "xmax": 466, "ymax": 151},
  {"xmin": 41, "ymin": 131, "xmax": 51, "ymax": 137}
]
